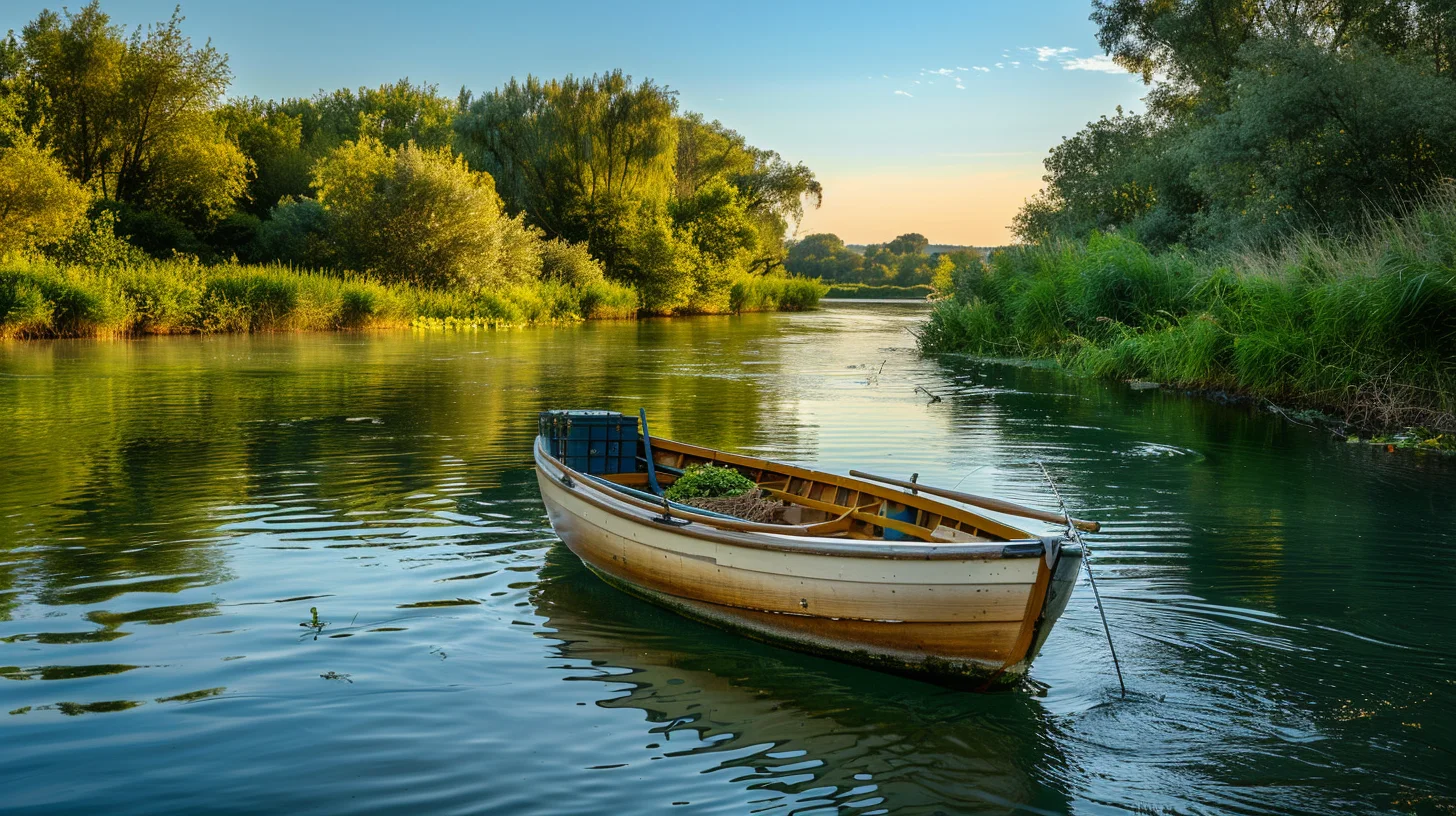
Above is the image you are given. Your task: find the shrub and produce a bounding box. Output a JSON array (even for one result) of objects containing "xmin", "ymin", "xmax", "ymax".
[
  {"xmin": 539, "ymin": 238, "xmax": 606, "ymax": 288},
  {"xmin": 0, "ymin": 137, "xmax": 92, "ymax": 256},
  {"xmin": 313, "ymin": 138, "xmax": 541, "ymax": 289},
  {"xmin": 44, "ymin": 212, "xmax": 152, "ymax": 269}
]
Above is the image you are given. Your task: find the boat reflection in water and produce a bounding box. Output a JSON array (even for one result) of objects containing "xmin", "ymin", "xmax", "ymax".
[{"xmin": 531, "ymin": 547, "xmax": 1074, "ymax": 814}]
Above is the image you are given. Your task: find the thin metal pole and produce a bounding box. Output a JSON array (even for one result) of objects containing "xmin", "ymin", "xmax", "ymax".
[{"xmin": 1037, "ymin": 462, "xmax": 1126, "ymax": 698}]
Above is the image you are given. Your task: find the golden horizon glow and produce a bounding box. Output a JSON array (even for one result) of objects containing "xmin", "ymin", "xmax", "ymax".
[{"xmin": 795, "ymin": 163, "xmax": 1046, "ymax": 247}]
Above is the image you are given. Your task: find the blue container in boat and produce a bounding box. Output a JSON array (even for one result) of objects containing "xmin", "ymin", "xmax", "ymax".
[
  {"xmin": 538, "ymin": 410, "xmax": 639, "ymax": 475},
  {"xmin": 881, "ymin": 499, "xmax": 919, "ymax": 541}
]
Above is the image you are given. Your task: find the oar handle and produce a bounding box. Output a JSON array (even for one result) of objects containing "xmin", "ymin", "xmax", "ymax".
[{"xmin": 849, "ymin": 470, "xmax": 1101, "ymax": 533}]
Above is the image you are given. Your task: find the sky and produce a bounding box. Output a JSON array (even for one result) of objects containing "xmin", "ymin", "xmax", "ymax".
[{"xmin": 2, "ymin": 0, "xmax": 1150, "ymax": 246}]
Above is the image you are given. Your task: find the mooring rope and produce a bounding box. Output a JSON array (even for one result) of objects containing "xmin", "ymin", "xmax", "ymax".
[{"xmin": 1037, "ymin": 461, "xmax": 1127, "ymax": 698}]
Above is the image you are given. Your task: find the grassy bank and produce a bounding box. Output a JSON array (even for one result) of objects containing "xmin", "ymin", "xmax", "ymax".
[
  {"xmin": 824, "ymin": 283, "xmax": 933, "ymax": 299},
  {"xmin": 920, "ymin": 199, "xmax": 1456, "ymax": 433},
  {"xmin": 730, "ymin": 276, "xmax": 827, "ymax": 312},
  {"xmin": 0, "ymin": 259, "xmax": 823, "ymax": 339}
]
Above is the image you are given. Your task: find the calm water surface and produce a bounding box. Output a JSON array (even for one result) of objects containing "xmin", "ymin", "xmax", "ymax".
[{"xmin": 1, "ymin": 303, "xmax": 1453, "ymax": 815}]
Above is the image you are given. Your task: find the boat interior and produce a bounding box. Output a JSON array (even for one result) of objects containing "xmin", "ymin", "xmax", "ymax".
[{"xmin": 573, "ymin": 436, "xmax": 1024, "ymax": 544}]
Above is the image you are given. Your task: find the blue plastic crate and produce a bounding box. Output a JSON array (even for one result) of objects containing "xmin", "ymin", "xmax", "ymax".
[{"xmin": 538, "ymin": 410, "xmax": 639, "ymax": 475}]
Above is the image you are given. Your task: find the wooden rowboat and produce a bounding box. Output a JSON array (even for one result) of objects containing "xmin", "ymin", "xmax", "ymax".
[{"xmin": 533, "ymin": 412, "xmax": 1085, "ymax": 689}]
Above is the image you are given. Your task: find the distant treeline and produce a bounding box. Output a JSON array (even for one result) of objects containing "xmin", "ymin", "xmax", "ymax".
[
  {"xmin": 0, "ymin": 2, "xmax": 823, "ymax": 325},
  {"xmin": 785, "ymin": 231, "xmax": 983, "ymax": 288},
  {"xmin": 823, "ymin": 283, "xmax": 934, "ymax": 300},
  {"xmin": 845, "ymin": 243, "xmax": 999, "ymax": 257}
]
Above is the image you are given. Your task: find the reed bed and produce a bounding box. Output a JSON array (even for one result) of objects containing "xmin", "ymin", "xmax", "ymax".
[
  {"xmin": 0, "ymin": 258, "xmax": 824, "ymax": 339},
  {"xmin": 0, "ymin": 258, "xmax": 642, "ymax": 338},
  {"xmin": 728, "ymin": 276, "xmax": 827, "ymax": 313},
  {"xmin": 920, "ymin": 196, "xmax": 1456, "ymax": 431}
]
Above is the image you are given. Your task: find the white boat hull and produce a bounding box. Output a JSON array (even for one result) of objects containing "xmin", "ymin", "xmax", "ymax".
[{"xmin": 535, "ymin": 442, "xmax": 1081, "ymax": 687}]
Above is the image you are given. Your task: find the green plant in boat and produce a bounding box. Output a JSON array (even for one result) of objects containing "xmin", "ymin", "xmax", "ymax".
[{"xmin": 663, "ymin": 464, "xmax": 756, "ymax": 502}]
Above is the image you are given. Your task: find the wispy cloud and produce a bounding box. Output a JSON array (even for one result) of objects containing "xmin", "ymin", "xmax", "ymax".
[
  {"xmin": 926, "ymin": 67, "xmax": 958, "ymax": 77},
  {"xmin": 994, "ymin": 62, "xmax": 1005, "ymax": 69},
  {"xmin": 1010, "ymin": 61, "xmax": 1020, "ymax": 66},
  {"xmin": 955, "ymin": 66, "xmax": 969, "ymax": 71},
  {"xmin": 1035, "ymin": 46, "xmax": 1076, "ymax": 62},
  {"xmin": 972, "ymin": 66, "xmax": 990, "ymax": 72},
  {"xmin": 1062, "ymin": 54, "xmax": 1124, "ymax": 73},
  {"xmin": 894, "ymin": 89, "xmax": 913, "ymax": 97}
]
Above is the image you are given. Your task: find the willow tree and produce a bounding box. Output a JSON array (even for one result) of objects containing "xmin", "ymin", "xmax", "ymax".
[
  {"xmin": 676, "ymin": 113, "xmax": 821, "ymax": 274},
  {"xmin": 13, "ymin": 2, "xmax": 246, "ymax": 231},
  {"xmin": 312, "ymin": 137, "xmax": 541, "ymax": 289},
  {"xmin": 454, "ymin": 70, "xmax": 679, "ymax": 272}
]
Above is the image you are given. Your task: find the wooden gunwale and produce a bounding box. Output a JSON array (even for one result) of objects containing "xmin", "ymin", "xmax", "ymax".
[{"xmin": 535, "ymin": 440, "xmax": 1043, "ymax": 562}]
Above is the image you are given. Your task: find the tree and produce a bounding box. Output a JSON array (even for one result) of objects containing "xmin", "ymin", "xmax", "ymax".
[
  {"xmin": 0, "ymin": 136, "xmax": 91, "ymax": 255},
  {"xmin": 1019, "ymin": 2, "xmax": 1456, "ymax": 248},
  {"xmin": 219, "ymin": 98, "xmax": 311, "ymax": 216},
  {"xmin": 886, "ymin": 233, "xmax": 929, "ymax": 255},
  {"xmin": 16, "ymin": 4, "xmax": 123, "ymax": 188},
  {"xmin": 311, "ymin": 79, "xmax": 457, "ymax": 151},
  {"xmin": 1089, "ymin": 0, "xmax": 1455, "ymax": 103},
  {"xmin": 785, "ymin": 233, "xmax": 863, "ymax": 281},
  {"xmin": 253, "ymin": 196, "xmax": 329, "ymax": 268},
  {"xmin": 671, "ymin": 178, "xmax": 757, "ymax": 268},
  {"xmin": 454, "ymin": 70, "xmax": 679, "ymax": 273},
  {"xmin": 312, "ymin": 137, "xmax": 539, "ymax": 289},
  {"xmin": 676, "ymin": 113, "xmax": 821, "ymax": 274},
  {"xmin": 14, "ymin": 2, "xmax": 246, "ymax": 234},
  {"xmin": 1189, "ymin": 39, "xmax": 1456, "ymax": 244},
  {"xmin": 1011, "ymin": 107, "xmax": 1164, "ymax": 243},
  {"xmin": 620, "ymin": 202, "xmax": 698, "ymax": 313}
]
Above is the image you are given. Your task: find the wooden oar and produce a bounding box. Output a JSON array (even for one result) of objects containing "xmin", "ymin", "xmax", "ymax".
[{"xmin": 848, "ymin": 470, "xmax": 1101, "ymax": 533}]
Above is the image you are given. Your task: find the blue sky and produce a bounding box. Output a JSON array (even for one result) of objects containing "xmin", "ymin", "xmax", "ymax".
[{"xmin": 2, "ymin": 0, "xmax": 1150, "ymax": 244}]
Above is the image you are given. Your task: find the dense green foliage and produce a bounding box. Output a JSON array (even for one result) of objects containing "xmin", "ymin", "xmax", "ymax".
[
  {"xmin": 310, "ymin": 137, "xmax": 543, "ymax": 290},
  {"xmin": 662, "ymin": 464, "xmax": 756, "ymax": 502},
  {"xmin": 0, "ymin": 132, "xmax": 91, "ymax": 254},
  {"xmin": 455, "ymin": 83, "xmax": 822, "ymax": 313},
  {"xmin": 0, "ymin": 2, "xmax": 822, "ymax": 325},
  {"xmin": 1021, "ymin": 1, "xmax": 1456, "ymax": 250},
  {"xmin": 921, "ymin": 195, "xmax": 1456, "ymax": 430}
]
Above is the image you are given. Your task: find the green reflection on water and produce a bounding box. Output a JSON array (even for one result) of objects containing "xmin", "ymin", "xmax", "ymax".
[{"xmin": 0, "ymin": 304, "xmax": 1452, "ymax": 815}]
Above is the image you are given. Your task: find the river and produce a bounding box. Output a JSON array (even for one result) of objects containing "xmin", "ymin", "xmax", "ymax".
[{"xmin": 1, "ymin": 302, "xmax": 1452, "ymax": 815}]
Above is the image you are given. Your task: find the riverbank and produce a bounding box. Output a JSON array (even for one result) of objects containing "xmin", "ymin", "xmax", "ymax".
[
  {"xmin": 0, "ymin": 258, "xmax": 825, "ymax": 339},
  {"xmin": 823, "ymin": 282, "xmax": 932, "ymax": 299},
  {"xmin": 918, "ymin": 198, "xmax": 1456, "ymax": 437}
]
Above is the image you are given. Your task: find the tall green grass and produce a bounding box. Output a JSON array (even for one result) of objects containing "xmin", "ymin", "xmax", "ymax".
[
  {"xmin": 728, "ymin": 276, "xmax": 826, "ymax": 313},
  {"xmin": 0, "ymin": 260, "xmax": 820, "ymax": 339},
  {"xmin": 0, "ymin": 258, "xmax": 640, "ymax": 339},
  {"xmin": 920, "ymin": 197, "xmax": 1456, "ymax": 430}
]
